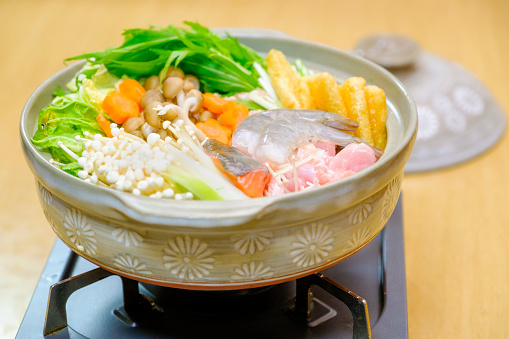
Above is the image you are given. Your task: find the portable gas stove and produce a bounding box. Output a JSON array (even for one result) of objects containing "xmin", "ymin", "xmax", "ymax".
[{"xmin": 16, "ymin": 198, "xmax": 407, "ymax": 338}]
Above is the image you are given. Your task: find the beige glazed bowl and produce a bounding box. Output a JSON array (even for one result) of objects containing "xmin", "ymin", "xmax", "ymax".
[{"xmin": 21, "ymin": 30, "xmax": 417, "ymax": 290}]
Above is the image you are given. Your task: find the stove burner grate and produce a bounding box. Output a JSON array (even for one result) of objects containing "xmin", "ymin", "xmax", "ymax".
[{"xmin": 43, "ymin": 267, "xmax": 371, "ymax": 338}]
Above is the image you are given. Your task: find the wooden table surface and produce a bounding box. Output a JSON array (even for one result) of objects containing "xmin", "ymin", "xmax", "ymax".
[{"xmin": 1, "ymin": 0, "xmax": 508, "ymax": 337}]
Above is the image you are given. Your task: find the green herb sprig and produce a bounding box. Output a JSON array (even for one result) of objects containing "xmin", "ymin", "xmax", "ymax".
[{"xmin": 66, "ymin": 22, "xmax": 264, "ymax": 96}]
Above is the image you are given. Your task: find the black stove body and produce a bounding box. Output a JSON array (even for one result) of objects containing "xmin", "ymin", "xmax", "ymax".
[{"xmin": 17, "ymin": 199, "xmax": 408, "ymax": 339}]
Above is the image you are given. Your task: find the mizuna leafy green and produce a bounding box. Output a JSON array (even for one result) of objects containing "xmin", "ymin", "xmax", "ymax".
[{"xmin": 66, "ymin": 22, "xmax": 265, "ymax": 95}]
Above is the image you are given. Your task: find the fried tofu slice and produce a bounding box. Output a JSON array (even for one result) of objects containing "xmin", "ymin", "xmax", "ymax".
[
  {"xmin": 305, "ymin": 72, "xmax": 349, "ymax": 119},
  {"xmin": 365, "ymin": 85, "xmax": 388, "ymax": 150},
  {"xmin": 266, "ymin": 49, "xmax": 315, "ymax": 109},
  {"xmin": 339, "ymin": 77, "xmax": 374, "ymax": 145},
  {"xmin": 266, "ymin": 50, "xmax": 385, "ymax": 149}
]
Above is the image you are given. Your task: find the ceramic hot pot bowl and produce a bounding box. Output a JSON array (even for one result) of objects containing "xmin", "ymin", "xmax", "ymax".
[{"xmin": 21, "ymin": 30, "xmax": 417, "ymax": 290}]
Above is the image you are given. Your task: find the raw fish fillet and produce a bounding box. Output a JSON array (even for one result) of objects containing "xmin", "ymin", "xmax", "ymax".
[{"xmin": 203, "ymin": 139, "xmax": 270, "ymax": 198}]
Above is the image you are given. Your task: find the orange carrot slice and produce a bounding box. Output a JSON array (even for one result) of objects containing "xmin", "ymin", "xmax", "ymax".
[
  {"xmin": 119, "ymin": 79, "xmax": 146, "ymax": 106},
  {"xmin": 96, "ymin": 113, "xmax": 113, "ymax": 138},
  {"xmin": 101, "ymin": 91, "xmax": 140, "ymax": 124},
  {"xmin": 196, "ymin": 119, "xmax": 232, "ymax": 145},
  {"xmin": 202, "ymin": 93, "xmax": 229, "ymax": 114},
  {"xmin": 219, "ymin": 102, "xmax": 249, "ymax": 130}
]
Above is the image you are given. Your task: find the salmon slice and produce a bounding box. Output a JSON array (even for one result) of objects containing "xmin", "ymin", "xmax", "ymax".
[{"xmin": 203, "ymin": 139, "xmax": 270, "ymax": 198}]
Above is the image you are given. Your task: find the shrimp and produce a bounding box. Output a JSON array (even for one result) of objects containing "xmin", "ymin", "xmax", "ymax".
[{"xmin": 232, "ymin": 109, "xmax": 383, "ymax": 165}]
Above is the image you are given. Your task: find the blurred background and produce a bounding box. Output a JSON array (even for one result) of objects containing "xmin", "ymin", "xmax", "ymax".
[{"xmin": 1, "ymin": 0, "xmax": 508, "ymax": 337}]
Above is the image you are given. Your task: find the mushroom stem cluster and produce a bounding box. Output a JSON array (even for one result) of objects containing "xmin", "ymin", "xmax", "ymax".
[{"xmin": 123, "ymin": 65, "xmax": 210, "ymax": 143}]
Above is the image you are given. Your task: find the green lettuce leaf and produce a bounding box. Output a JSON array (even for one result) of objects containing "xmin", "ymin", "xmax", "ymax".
[
  {"xmin": 31, "ymin": 100, "xmax": 103, "ymax": 163},
  {"xmin": 60, "ymin": 162, "xmax": 83, "ymax": 176}
]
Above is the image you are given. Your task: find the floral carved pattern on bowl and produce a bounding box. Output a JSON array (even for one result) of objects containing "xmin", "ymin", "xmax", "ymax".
[
  {"xmin": 231, "ymin": 232, "xmax": 273, "ymax": 255},
  {"xmin": 112, "ymin": 228, "xmax": 144, "ymax": 247},
  {"xmin": 290, "ymin": 223, "xmax": 334, "ymax": 268},
  {"xmin": 343, "ymin": 227, "xmax": 372, "ymax": 253},
  {"xmin": 43, "ymin": 210, "xmax": 54, "ymax": 228},
  {"xmin": 113, "ymin": 254, "xmax": 153, "ymax": 276},
  {"xmin": 348, "ymin": 199, "xmax": 373, "ymax": 225},
  {"xmin": 162, "ymin": 236, "xmax": 215, "ymax": 280},
  {"xmin": 63, "ymin": 208, "xmax": 97, "ymax": 255},
  {"xmin": 231, "ymin": 261, "xmax": 274, "ymax": 280},
  {"xmin": 382, "ymin": 176, "xmax": 401, "ymax": 223},
  {"xmin": 39, "ymin": 183, "xmax": 53, "ymax": 205}
]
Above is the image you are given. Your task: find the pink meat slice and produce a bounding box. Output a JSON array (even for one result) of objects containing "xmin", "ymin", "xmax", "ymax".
[
  {"xmin": 314, "ymin": 141, "xmax": 336, "ymax": 156},
  {"xmin": 264, "ymin": 142, "xmax": 377, "ymax": 196},
  {"xmin": 330, "ymin": 143, "xmax": 377, "ymax": 172}
]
